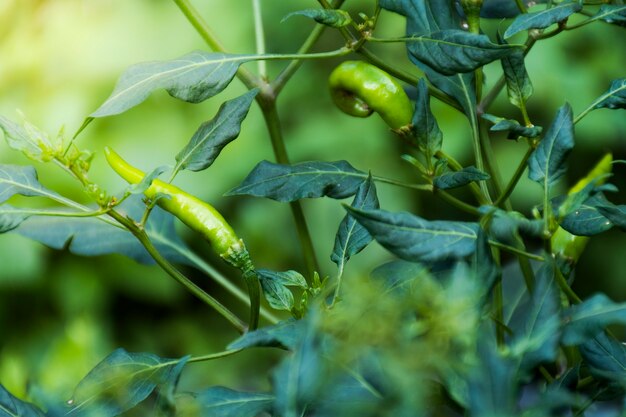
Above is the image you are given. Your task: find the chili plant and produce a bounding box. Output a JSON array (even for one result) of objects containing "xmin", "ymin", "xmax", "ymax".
[{"xmin": 1, "ymin": 0, "xmax": 626, "ymax": 416}]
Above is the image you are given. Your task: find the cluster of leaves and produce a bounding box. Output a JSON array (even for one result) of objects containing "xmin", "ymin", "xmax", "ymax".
[{"xmin": 1, "ymin": 0, "xmax": 626, "ymax": 416}]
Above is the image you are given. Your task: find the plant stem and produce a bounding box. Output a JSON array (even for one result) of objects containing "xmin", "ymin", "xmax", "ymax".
[
  {"xmin": 434, "ymin": 189, "xmax": 482, "ymax": 216},
  {"xmin": 495, "ymin": 145, "xmax": 533, "ymax": 206},
  {"xmin": 252, "ymin": 0, "xmax": 267, "ymax": 78},
  {"xmin": 435, "ymin": 150, "xmax": 489, "ymax": 205},
  {"xmin": 188, "ymin": 349, "xmax": 243, "ymax": 363},
  {"xmin": 108, "ymin": 209, "xmax": 247, "ymax": 333},
  {"xmin": 555, "ymin": 266, "xmax": 582, "ymax": 304},
  {"xmin": 488, "ymin": 240, "xmax": 545, "ymax": 261}
]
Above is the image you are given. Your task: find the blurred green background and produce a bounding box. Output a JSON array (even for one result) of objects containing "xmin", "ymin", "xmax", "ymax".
[{"xmin": 0, "ymin": 0, "xmax": 624, "ymax": 402}]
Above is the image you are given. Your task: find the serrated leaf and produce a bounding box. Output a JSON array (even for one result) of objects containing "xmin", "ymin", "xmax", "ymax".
[
  {"xmin": 0, "ymin": 205, "xmax": 29, "ymax": 233},
  {"xmin": 528, "ymin": 103, "xmax": 575, "ymax": 188},
  {"xmin": 499, "ymin": 39, "xmax": 533, "ymax": 109},
  {"xmin": 562, "ymin": 294, "xmax": 626, "ymax": 346},
  {"xmin": 346, "ymin": 206, "xmax": 479, "ymax": 262},
  {"xmin": 580, "ymin": 332, "xmax": 626, "ymax": 385},
  {"xmin": 504, "ymin": 2, "xmax": 583, "ymax": 38},
  {"xmin": 405, "ymin": 30, "xmax": 519, "ymax": 75},
  {"xmin": 176, "ymin": 387, "xmax": 274, "ymax": 417},
  {"xmin": 91, "ymin": 51, "xmax": 255, "ymax": 118},
  {"xmin": 0, "ymin": 385, "xmax": 47, "ymax": 417},
  {"xmin": 174, "ymin": 89, "xmax": 258, "ymax": 172},
  {"xmin": 0, "ymin": 165, "xmax": 64, "ymax": 204},
  {"xmin": 227, "ymin": 160, "xmax": 366, "ymax": 202},
  {"xmin": 282, "ymin": 9, "xmax": 352, "ymax": 27},
  {"xmin": 410, "ymin": 79, "xmax": 442, "ymax": 160},
  {"xmin": 482, "ymin": 114, "xmax": 542, "ymax": 138},
  {"xmin": 558, "ymin": 194, "xmax": 614, "ymax": 236},
  {"xmin": 15, "ymin": 196, "xmax": 190, "ymax": 265},
  {"xmin": 433, "ymin": 166, "xmax": 490, "ymax": 190},
  {"xmin": 593, "ymin": 78, "xmax": 626, "ymax": 110},
  {"xmin": 65, "ymin": 348, "xmax": 188, "ymax": 417},
  {"xmin": 0, "ymin": 116, "xmax": 51, "ymax": 160},
  {"xmin": 228, "ymin": 319, "xmax": 305, "ymax": 351},
  {"xmin": 597, "ymin": 204, "xmax": 626, "ymax": 231},
  {"xmin": 331, "ymin": 176, "xmax": 379, "ymax": 271}
]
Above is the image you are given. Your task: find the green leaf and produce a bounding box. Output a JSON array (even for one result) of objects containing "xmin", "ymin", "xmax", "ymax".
[
  {"xmin": 504, "ymin": 2, "xmax": 583, "ymax": 39},
  {"xmin": 528, "ymin": 103, "xmax": 575, "ymax": 189},
  {"xmin": 66, "ymin": 348, "xmax": 188, "ymax": 417},
  {"xmin": 257, "ymin": 269, "xmax": 307, "ymax": 288},
  {"xmin": 174, "ymin": 89, "xmax": 259, "ymax": 172},
  {"xmin": 482, "ymin": 114, "xmax": 542, "ymax": 139},
  {"xmin": 15, "ymin": 196, "xmax": 191, "ymax": 265},
  {"xmin": 0, "ymin": 116, "xmax": 51, "ymax": 161},
  {"xmin": 281, "ymin": 9, "xmax": 352, "ymax": 27},
  {"xmin": 256, "ymin": 270, "xmax": 306, "ymax": 311},
  {"xmin": 480, "ymin": 0, "xmax": 544, "ymax": 18},
  {"xmin": 227, "ymin": 160, "xmax": 366, "ymax": 202},
  {"xmin": 176, "ymin": 387, "xmax": 274, "ymax": 417},
  {"xmin": 0, "ymin": 165, "xmax": 64, "ymax": 204},
  {"xmin": 91, "ymin": 51, "xmax": 254, "ymax": 118},
  {"xmin": 405, "ymin": 30, "xmax": 519, "ymax": 75},
  {"xmin": 331, "ymin": 175, "xmax": 379, "ymax": 271},
  {"xmin": 508, "ymin": 259, "xmax": 560, "ymax": 374},
  {"xmin": 558, "ymin": 194, "xmax": 614, "ymax": 236},
  {"xmin": 228, "ymin": 319, "xmax": 305, "ymax": 351},
  {"xmin": 346, "ymin": 206, "xmax": 479, "ymax": 262},
  {"xmin": 580, "ymin": 332, "xmax": 626, "ymax": 385},
  {"xmin": 433, "ymin": 166, "xmax": 490, "ymax": 190},
  {"xmin": 0, "ymin": 205, "xmax": 28, "ymax": 233},
  {"xmin": 482, "ymin": 207, "xmax": 544, "ymax": 244},
  {"xmin": 499, "ymin": 40, "xmax": 533, "ymax": 109},
  {"xmin": 0, "ymin": 385, "xmax": 47, "ymax": 417},
  {"xmin": 472, "ymin": 228, "xmax": 500, "ymax": 294},
  {"xmin": 588, "ymin": 5, "xmax": 626, "ymax": 26},
  {"xmin": 562, "ymin": 294, "xmax": 626, "ymax": 346},
  {"xmin": 410, "ymin": 79, "xmax": 442, "ymax": 160},
  {"xmin": 593, "ymin": 78, "xmax": 626, "ymax": 110},
  {"xmin": 597, "ymin": 203, "xmax": 626, "ymax": 231}
]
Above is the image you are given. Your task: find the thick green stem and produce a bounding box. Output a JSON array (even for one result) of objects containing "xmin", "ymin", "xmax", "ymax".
[{"xmin": 252, "ymin": 0, "xmax": 267, "ymax": 78}]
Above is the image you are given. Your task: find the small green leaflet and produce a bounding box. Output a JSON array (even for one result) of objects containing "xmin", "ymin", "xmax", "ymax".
[
  {"xmin": 345, "ymin": 206, "xmax": 479, "ymax": 262},
  {"xmin": 580, "ymin": 332, "xmax": 626, "ymax": 384},
  {"xmin": 504, "ymin": 1, "xmax": 583, "ymax": 39},
  {"xmin": 0, "ymin": 385, "xmax": 47, "ymax": 417},
  {"xmin": 433, "ymin": 166, "xmax": 490, "ymax": 190},
  {"xmin": 410, "ymin": 79, "xmax": 442, "ymax": 161},
  {"xmin": 482, "ymin": 114, "xmax": 542, "ymax": 139},
  {"xmin": 558, "ymin": 194, "xmax": 614, "ymax": 236},
  {"xmin": 331, "ymin": 175, "xmax": 379, "ymax": 272},
  {"xmin": 174, "ymin": 89, "xmax": 259, "ymax": 172},
  {"xmin": 0, "ymin": 165, "xmax": 64, "ymax": 204},
  {"xmin": 562, "ymin": 294, "xmax": 626, "ymax": 346},
  {"xmin": 65, "ymin": 348, "xmax": 189, "ymax": 417},
  {"xmin": 0, "ymin": 116, "xmax": 51, "ymax": 160},
  {"xmin": 405, "ymin": 30, "xmax": 519, "ymax": 75},
  {"xmin": 227, "ymin": 160, "xmax": 367, "ymax": 202},
  {"xmin": 91, "ymin": 51, "xmax": 254, "ymax": 118},
  {"xmin": 228, "ymin": 319, "xmax": 305, "ymax": 351},
  {"xmin": 256, "ymin": 269, "xmax": 307, "ymax": 311},
  {"xmin": 499, "ymin": 34, "xmax": 533, "ymax": 110},
  {"xmin": 528, "ymin": 103, "xmax": 575, "ymax": 188},
  {"xmin": 281, "ymin": 9, "xmax": 352, "ymax": 27},
  {"xmin": 593, "ymin": 78, "xmax": 626, "ymax": 110},
  {"xmin": 176, "ymin": 387, "xmax": 274, "ymax": 417}
]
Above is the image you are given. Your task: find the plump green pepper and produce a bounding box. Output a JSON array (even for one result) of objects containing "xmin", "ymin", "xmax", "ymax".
[
  {"xmin": 551, "ymin": 153, "xmax": 613, "ymax": 273},
  {"xmin": 328, "ymin": 61, "xmax": 413, "ymax": 131}
]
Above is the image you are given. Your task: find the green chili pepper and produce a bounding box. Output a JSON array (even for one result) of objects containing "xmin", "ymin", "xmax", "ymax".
[
  {"xmin": 551, "ymin": 153, "xmax": 613, "ymax": 274},
  {"xmin": 104, "ymin": 147, "xmax": 260, "ymax": 329},
  {"xmin": 328, "ymin": 61, "xmax": 413, "ymax": 131}
]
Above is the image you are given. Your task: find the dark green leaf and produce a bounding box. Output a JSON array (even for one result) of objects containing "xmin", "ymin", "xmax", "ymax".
[
  {"xmin": 174, "ymin": 89, "xmax": 258, "ymax": 172},
  {"xmin": 0, "ymin": 116, "xmax": 51, "ymax": 160},
  {"xmin": 258, "ymin": 276, "xmax": 295, "ymax": 311},
  {"xmin": 479, "ymin": 0, "xmax": 544, "ymax": 18},
  {"xmin": 331, "ymin": 176, "xmax": 379, "ymax": 271},
  {"xmin": 483, "ymin": 208, "xmax": 544, "ymax": 244},
  {"xmin": 562, "ymin": 294, "xmax": 626, "ymax": 346},
  {"xmin": 281, "ymin": 9, "xmax": 352, "ymax": 27},
  {"xmin": 597, "ymin": 204, "xmax": 626, "ymax": 231},
  {"xmin": 482, "ymin": 114, "xmax": 542, "ymax": 139},
  {"xmin": 226, "ymin": 160, "xmax": 366, "ymax": 202},
  {"xmin": 473, "ymin": 228, "xmax": 500, "ymax": 295},
  {"xmin": 559, "ymin": 194, "xmax": 613, "ymax": 236},
  {"xmin": 346, "ymin": 206, "xmax": 479, "ymax": 262},
  {"xmin": 91, "ymin": 51, "xmax": 254, "ymax": 118},
  {"xmin": 228, "ymin": 319, "xmax": 305, "ymax": 351},
  {"xmin": 257, "ymin": 269, "xmax": 307, "ymax": 289},
  {"xmin": 0, "ymin": 165, "xmax": 64, "ymax": 204},
  {"xmin": 177, "ymin": 387, "xmax": 274, "ymax": 417},
  {"xmin": 499, "ymin": 38, "xmax": 533, "ymax": 109},
  {"xmin": 410, "ymin": 79, "xmax": 442, "ymax": 160},
  {"xmin": 528, "ymin": 103, "xmax": 575, "ymax": 188},
  {"xmin": 66, "ymin": 348, "xmax": 188, "ymax": 417},
  {"xmin": 593, "ymin": 78, "xmax": 626, "ymax": 110},
  {"xmin": 580, "ymin": 332, "xmax": 626, "ymax": 385},
  {"xmin": 433, "ymin": 166, "xmax": 490, "ymax": 190},
  {"xmin": 0, "ymin": 205, "xmax": 29, "ymax": 233},
  {"xmin": 588, "ymin": 5, "xmax": 626, "ymax": 26},
  {"xmin": 0, "ymin": 385, "xmax": 46, "ymax": 417},
  {"xmin": 504, "ymin": 2, "xmax": 583, "ymax": 38},
  {"xmin": 370, "ymin": 260, "xmax": 431, "ymax": 294}
]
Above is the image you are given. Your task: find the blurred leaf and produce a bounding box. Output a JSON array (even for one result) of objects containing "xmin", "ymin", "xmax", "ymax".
[
  {"xmin": 331, "ymin": 175, "xmax": 379, "ymax": 272},
  {"xmin": 174, "ymin": 89, "xmax": 259, "ymax": 172},
  {"xmin": 580, "ymin": 332, "xmax": 626, "ymax": 385},
  {"xmin": 504, "ymin": 2, "xmax": 583, "ymax": 38},
  {"xmin": 558, "ymin": 193, "xmax": 614, "ymax": 236},
  {"xmin": 227, "ymin": 160, "xmax": 366, "ymax": 202},
  {"xmin": 433, "ymin": 166, "xmax": 490, "ymax": 190},
  {"xmin": 528, "ymin": 103, "xmax": 574, "ymax": 189},
  {"xmin": 597, "ymin": 204, "xmax": 626, "ymax": 230},
  {"xmin": 314, "ymin": 370, "xmax": 382, "ymax": 417},
  {"xmin": 562, "ymin": 294, "xmax": 626, "ymax": 346},
  {"xmin": 282, "ymin": 9, "xmax": 352, "ymax": 27},
  {"xmin": 0, "ymin": 205, "xmax": 29, "ymax": 233},
  {"xmin": 65, "ymin": 348, "xmax": 188, "ymax": 417},
  {"xmin": 257, "ymin": 270, "xmax": 306, "ymax": 311},
  {"xmin": 91, "ymin": 51, "xmax": 254, "ymax": 118},
  {"xmin": 593, "ymin": 78, "xmax": 626, "ymax": 110},
  {"xmin": 0, "ymin": 116, "xmax": 51, "ymax": 161},
  {"xmin": 0, "ymin": 165, "xmax": 64, "ymax": 204},
  {"xmin": 590, "ymin": 5, "xmax": 626, "ymax": 26},
  {"xmin": 346, "ymin": 206, "xmax": 479, "ymax": 262},
  {"xmin": 15, "ymin": 196, "xmax": 190, "ymax": 265},
  {"xmin": 370, "ymin": 260, "xmax": 431, "ymax": 294},
  {"xmin": 405, "ymin": 30, "xmax": 519, "ymax": 75},
  {"xmin": 472, "ymin": 228, "xmax": 500, "ymax": 295},
  {"xmin": 483, "ymin": 208, "xmax": 544, "ymax": 244},
  {"xmin": 176, "ymin": 387, "xmax": 273, "ymax": 417},
  {"xmin": 0, "ymin": 384, "xmax": 47, "ymax": 417},
  {"xmin": 482, "ymin": 114, "xmax": 542, "ymax": 139},
  {"xmin": 410, "ymin": 79, "xmax": 442, "ymax": 161},
  {"xmin": 479, "ymin": 0, "xmax": 544, "ymax": 18},
  {"xmin": 228, "ymin": 319, "xmax": 305, "ymax": 351}
]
